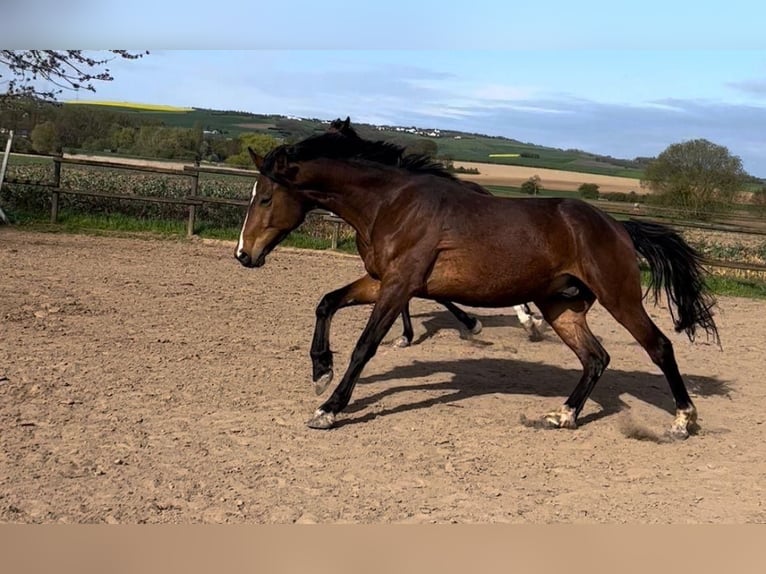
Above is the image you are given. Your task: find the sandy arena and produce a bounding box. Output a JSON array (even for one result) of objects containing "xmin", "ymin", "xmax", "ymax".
[{"xmin": 0, "ymin": 229, "xmax": 764, "ymax": 523}]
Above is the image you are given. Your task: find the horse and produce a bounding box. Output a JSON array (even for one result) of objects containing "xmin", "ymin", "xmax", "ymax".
[
  {"xmin": 237, "ymin": 130, "xmax": 718, "ymax": 439},
  {"xmin": 325, "ymin": 116, "xmax": 545, "ymax": 342}
]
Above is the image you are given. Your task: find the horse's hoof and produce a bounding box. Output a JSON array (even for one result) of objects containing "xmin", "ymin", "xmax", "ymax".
[
  {"xmin": 668, "ymin": 425, "xmax": 690, "ymax": 441},
  {"xmin": 523, "ymin": 319, "xmax": 544, "ymax": 341},
  {"xmin": 527, "ymin": 327, "xmax": 544, "ymax": 342},
  {"xmin": 542, "ymin": 407, "xmax": 577, "ymax": 429},
  {"xmin": 669, "ymin": 407, "xmax": 697, "ymax": 440},
  {"xmin": 306, "ymin": 409, "xmax": 336, "ymax": 429},
  {"xmin": 470, "ymin": 319, "xmax": 483, "ymax": 335},
  {"xmin": 313, "ymin": 371, "xmax": 333, "ymax": 395},
  {"xmin": 393, "ymin": 336, "xmax": 411, "ymax": 348}
]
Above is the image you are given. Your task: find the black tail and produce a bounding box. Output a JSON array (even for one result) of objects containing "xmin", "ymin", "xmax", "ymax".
[{"xmin": 622, "ymin": 219, "xmax": 719, "ymax": 343}]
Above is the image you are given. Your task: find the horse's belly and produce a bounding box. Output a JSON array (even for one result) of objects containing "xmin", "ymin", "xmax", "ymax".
[{"xmin": 421, "ymin": 254, "xmax": 552, "ymax": 307}]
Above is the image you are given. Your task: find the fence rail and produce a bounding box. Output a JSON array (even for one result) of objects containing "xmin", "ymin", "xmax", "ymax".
[{"xmin": 2, "ymin": 153, "xmax": 765, "ymax": 276}]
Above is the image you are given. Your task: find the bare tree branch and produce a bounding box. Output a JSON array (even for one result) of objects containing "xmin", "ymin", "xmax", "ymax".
[{"xmin": 0, "ymin": 50, "xmax": 149, "ymax": 102}]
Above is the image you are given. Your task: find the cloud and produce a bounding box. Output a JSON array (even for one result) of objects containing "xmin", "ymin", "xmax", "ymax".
[
  {"xmin": 236, "ymin": 65, "xmax": 766, "ymax": 175},
  {"xmin": 383, "ymin": 95, "xmax": 766, "ymax": 176},
  {"xmin": 727, "ymin": 78, "xmax": 766, "ymax": 96},
  {"xmin": 49, "ymin": 51, "xmax": 766, "ymax": 177}
]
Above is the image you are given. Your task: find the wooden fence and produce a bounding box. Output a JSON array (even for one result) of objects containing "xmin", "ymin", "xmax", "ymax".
[
  {"xmin": 2, "ymin": 154, "xmax": 260, "ymax": 237},
  {"xmin": 2, "ymin": 153, "xmax": 765, "ymax": 276}
]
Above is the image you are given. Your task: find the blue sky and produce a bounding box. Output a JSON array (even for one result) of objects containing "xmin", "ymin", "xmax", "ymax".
[{"xmin": 3, "ymin": 1, "xmax": 766, "ymax": 175}]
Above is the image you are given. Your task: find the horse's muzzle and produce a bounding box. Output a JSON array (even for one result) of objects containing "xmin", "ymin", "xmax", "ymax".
[{"xmin": 235, "ymin": 251, "xmax": 265, "ymax": 268}]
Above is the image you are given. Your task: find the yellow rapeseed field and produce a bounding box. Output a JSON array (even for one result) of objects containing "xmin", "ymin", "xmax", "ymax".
[{"xmin": 65, "ymin": 100, "xmax": 193, "ymax": 112}]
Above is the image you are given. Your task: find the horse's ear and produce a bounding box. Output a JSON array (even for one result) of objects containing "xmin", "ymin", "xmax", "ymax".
[
  {"xmin": 247, "ymin": 147, "xmax": 264, "ymax": 170},
  {"xmin": 272, "ymin": 147, "xmax": 299, "ymax": 182},
  {"xmin": 274, "ymin": 147, "xmax": 289, "ymax": 171},
  {"xmin": 342, "ymin": 116, "xmax": 351, "ymax": 130}
]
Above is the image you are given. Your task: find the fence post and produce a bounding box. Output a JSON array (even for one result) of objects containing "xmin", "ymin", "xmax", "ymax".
[
  {"xmin": 331, "ymin": 220, "xmax": 340, "ymax": 250},
  {"xmin": 0, "ymin": 130, "xmax": 13, "ymax": 224},
  {"xmin": 187, "ymin": 203, "xmax": 197, "ymax": 237},
  {"xmin": 187, "ymin": 168, "xmax": 200, "ymax": 237},
  {"xmin": 53, "ymin": 155, "xmax": 62, "ymax": 187},
  {"xmin": 50, "ymin": 190, "xmax": 60, "ymax": 223},
  {"xmin": 49, "ymin": 155, "xmax": 62, "ymax": 224}
]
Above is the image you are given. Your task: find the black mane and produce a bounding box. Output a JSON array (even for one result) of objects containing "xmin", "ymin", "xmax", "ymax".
[
  {"xmin": 399, "ymin": 154, "xmax": 459, "ymax": 180},
  {"xmin": 279, "ymin": 130, "xmax": 459, "ymax": 181}
]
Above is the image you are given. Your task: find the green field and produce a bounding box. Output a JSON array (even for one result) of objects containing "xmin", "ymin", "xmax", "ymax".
[
  {"xmin": 61, "ymin": 103, "xmax": 283, "ymax": 138},
  {"xmin": 56, "ymin": 102, "xmax": 646, "ymax": 178}
]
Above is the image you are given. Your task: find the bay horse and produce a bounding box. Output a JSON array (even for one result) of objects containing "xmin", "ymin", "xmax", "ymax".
[
  {"xmin": 237, "ymin": 130, "xmax": 718, "ymax": 439},
  {"xmin": 324, "ymin": 116, "xmax": 544, "ymax": 342}
]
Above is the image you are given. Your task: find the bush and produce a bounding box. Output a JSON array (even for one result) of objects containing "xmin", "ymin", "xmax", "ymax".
[
  {"xmin": 578, "ymin": 183, "xmax": 600, "ymax": 199},
  {"xmin": 520, "ymin": 175, "xmax": 541, "ymax": 195},
  {"xmin": 599, "ymin": 191, "xmax": 647, "ymax": 203},
  {"xmin": 752, "ymin": 188, "xmax": 766, "ymax": 215}
]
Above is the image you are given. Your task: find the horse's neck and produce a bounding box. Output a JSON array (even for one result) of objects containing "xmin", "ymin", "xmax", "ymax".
[{"xmin": 300, "ymin": 161, "xmax": 393, "ymax": 235}]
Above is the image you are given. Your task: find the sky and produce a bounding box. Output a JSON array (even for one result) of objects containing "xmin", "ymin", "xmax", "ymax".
[{"xmin": 3, "ymin": 1, "xmax": 766, "ymax": 175}]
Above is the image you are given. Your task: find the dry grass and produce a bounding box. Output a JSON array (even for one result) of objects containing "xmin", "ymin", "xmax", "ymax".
[{"xmin": 455, "ymin": 161, "xmax": 647, "ymax": 194}]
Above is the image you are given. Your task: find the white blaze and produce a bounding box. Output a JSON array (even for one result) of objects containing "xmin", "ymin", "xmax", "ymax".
[{"xmin": 236, "ymin": 180, "xmax": 258, "ymax": 256}]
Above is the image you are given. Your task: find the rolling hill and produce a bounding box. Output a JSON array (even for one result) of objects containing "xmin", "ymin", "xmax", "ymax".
[{"xmin": 60, "ymin": 101, "xmax": 647, "ymax": 179}]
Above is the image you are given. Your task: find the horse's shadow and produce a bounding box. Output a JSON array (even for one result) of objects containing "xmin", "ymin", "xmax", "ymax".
[{"xmin": 336, "ymin": 356, "xmax": 731, "ymax": 430}]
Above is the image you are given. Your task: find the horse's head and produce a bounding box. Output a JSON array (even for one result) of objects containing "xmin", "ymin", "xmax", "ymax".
[
  {"xmin": 328, "ymin": 116, "xmax": 350, "ymax": 133},
  {"xmin": 235, "ymin": 147, "xmax": 312, "ymax": 268},
  {"xmin": 327, "ymin": 116, "xmax": 364, "ymax": 141}
]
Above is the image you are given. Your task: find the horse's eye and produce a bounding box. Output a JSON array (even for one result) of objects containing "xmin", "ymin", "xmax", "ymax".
[{"xmin": 259, "ymin": 196, "xmax": 272, "ymax": 206}]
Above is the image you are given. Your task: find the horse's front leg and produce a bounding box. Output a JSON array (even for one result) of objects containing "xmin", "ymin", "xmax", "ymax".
[
  {"xmin": 310, "ymin": 275, "xmax": 380, "ymax": 395},
  {"xmin": 307, "ymin": 282, "xmax": 412, "ymax": 429},
  {"xmin": 438, "ymin": 300, "xmax": 483, "ymax": 335}
]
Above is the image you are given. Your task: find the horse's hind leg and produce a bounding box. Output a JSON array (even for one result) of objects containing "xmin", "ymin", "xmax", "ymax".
[
  {"xmin": 438, "ymin": 300, "xmax": 483, "ymax": 335},
  {"xmin": 601, "ymin": 299, "xmax": 697, "ymax": 439},
  {"xmin": 535, "ymin": 296, "xmax": 609, "ymax": 429},
  {"xmin": 310, "ymin": 275, "xmax": 379, "ymax": 395}
]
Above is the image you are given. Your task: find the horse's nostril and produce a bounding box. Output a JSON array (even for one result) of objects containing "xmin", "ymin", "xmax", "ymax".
[{"xmin": 236, "ymin": 251, "xmax": 251, "ymax": 265}]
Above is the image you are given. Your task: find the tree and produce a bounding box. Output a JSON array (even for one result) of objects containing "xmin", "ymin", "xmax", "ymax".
[
  {"xmin": 578, "ymin": 182, "xmax": 600, "ymax": 200},
  {"xmin": 30, "ymin": 121, "xmax": 60, "ymax": 153},
  {"xmin": 1, "ymin": 50, "xmax": 149, "ymax": 102},
  {"xmin": 405, "ymin": 138, "xmax": 438, "ymax": 158},
  {"xmin": 225, "ymin": 133, "xmax": 280, "ymax": 167},
  {"xmin": 752, "ymin": 188, "xmax": 766, "ymax": 216},
  {"xmin": 641, "ymin": 138, "xmax": 747, "ymax": 219},
  {"xmin": 520, "ymin": 175, "xmax": 542, "ymax": 195},
  {"xmin": 112, "ymin": 126, "xmax": 137, "ymax": 152}
]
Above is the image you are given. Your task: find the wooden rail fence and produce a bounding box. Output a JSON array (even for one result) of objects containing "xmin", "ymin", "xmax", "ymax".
[
  {"xmin": 2, "ymin": 154, "xmax": 261, "ymax": 237},
  {"xmin": 2, "ymin": 153, "xmax": 765, "ymax": 276}
]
